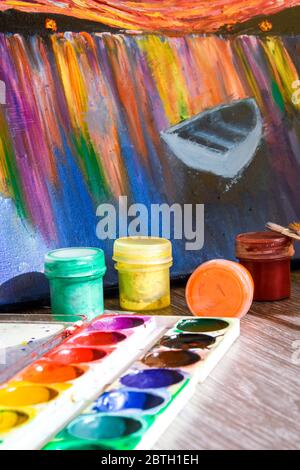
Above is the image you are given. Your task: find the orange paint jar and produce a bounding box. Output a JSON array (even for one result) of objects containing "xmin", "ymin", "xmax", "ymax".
[
  {"xmin": 235, "ymin": 231, "xmax": 294, "ymax": 301},
  {"xmin": 185, "ymin": 259, "xmax": 254, "ymax": 318}
]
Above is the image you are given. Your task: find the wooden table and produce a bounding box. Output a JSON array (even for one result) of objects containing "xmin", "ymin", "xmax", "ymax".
[
  {"xmin": 11, "ymin": 272, "xmax": 300, "ymax": 450},
  {"xmin": 106, "ymin": 272, "xmax": 300, "ymax": 450}
]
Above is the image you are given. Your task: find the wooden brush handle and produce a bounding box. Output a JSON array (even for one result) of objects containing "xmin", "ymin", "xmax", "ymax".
[{"xmin": 266, "ymin": 222, "xmax": 300, "ymax": 241}]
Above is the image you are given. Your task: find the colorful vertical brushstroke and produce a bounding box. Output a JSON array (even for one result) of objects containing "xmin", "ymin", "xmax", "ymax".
[{"xmin": 1, "ymin": 33, "xmax": 300, "ymax": 242}]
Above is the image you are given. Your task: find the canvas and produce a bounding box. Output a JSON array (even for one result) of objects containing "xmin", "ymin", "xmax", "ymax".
[{"xmin": 1, "ymin": 1, "xmax": 300, "ymax": 306}]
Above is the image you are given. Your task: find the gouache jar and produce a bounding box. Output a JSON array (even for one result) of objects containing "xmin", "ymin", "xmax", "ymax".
[
  {"xmin": 185, "ymin": 259, "xmax": 254, "ymax": 318},
  {"xmin": 45, "ymin": 248, "xmax": 106, "ymax": 319},
  {"xmin": 113, "ymin": 237, "xmax": 172, "ymax": 311},
  {"xmin": 235, "ymin": 232, "xmax": 294, "ymax": 301}
]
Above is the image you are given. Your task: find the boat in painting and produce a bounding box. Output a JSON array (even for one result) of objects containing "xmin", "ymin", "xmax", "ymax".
[{"xmin": 161, "ymin": 98, "xmax": 263, "ymax": 178}]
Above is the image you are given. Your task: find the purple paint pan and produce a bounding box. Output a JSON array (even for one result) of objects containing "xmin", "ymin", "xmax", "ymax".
[
  {"xmin": 120, "ymin": 368, "xmax": 185, "ymax": 389},
  {"xmin": 89, "ymin": 316, "xmax": 146, "ymax": 331}
]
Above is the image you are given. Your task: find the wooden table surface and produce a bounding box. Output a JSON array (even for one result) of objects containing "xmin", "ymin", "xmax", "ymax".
[
  {"xmin": 10, "ymin": 272, "xmax": 300, "ymax": 450},
  {"xmin": 107, "ymin": 272, "xmax": 300, "ymax": 450}
]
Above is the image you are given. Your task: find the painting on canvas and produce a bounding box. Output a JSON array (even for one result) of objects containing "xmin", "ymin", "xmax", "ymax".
[{"xmin": 1, "ymin": 1, "xmax": 300, "ymax": 305}]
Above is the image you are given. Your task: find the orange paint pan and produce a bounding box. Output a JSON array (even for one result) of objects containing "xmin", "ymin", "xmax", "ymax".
[{"xmin": 185, "ymin": 259, "xmax": 254, "ymax": 318}]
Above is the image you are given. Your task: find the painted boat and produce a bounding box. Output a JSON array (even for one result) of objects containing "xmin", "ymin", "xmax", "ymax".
[{"xmin": 160, "ymin": 98, "xmax": 263, "ymax": 179}]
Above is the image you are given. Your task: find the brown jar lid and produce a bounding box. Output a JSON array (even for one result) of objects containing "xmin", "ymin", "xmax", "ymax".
[{"xmin": 235, "ymin": 231, "xmax": 295, "ymax": 260}]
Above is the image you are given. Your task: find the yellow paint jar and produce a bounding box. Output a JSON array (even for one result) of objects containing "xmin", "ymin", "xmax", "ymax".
[{"xmin": 113, "ymin": 237, "xmax": 172, "ymax": 311}]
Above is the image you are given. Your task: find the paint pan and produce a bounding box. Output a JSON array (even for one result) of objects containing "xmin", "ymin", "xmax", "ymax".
[
  {"xmin": 0, "ymin": 410, "xmax": 28, "ymax": 432},
  {"xmin": 175, "ymin": 318, "xmax": 229, "ymax": 333},
  {"xmin": 0, "ymin": 385, "xmax": 59, "ymax": 407},
  {"xmin": 160, "ymin": 333, "xmax": 216, "ymax": 349},
  {"xmin": 71, "ymin": 331, "xmax": 126, "ymax": 347},
  {"xmin": 22, "ymin": 360, "xmax": 85, "ymax": 384},
  {"xmin": 49, "ymin": 347, "xmax": 106, "ymax": 364},
  {"xmin": 92, "ymin": 389, "xmax": 168, "ymax": 414},
  {"xmin": 67, "ymin": 414, "xmax": 145, "ymax": 441},
  {"xmin": 0, "ymin": 313, "xmax": 155, "ymax": 450},
  {"xmin": 89, "ymin": 316, "xmax": 146, "ymax": 331},
  {"xmin": 44, "ymin": 315, "xmax": 239, "ymax": 451},
  {"xmin": 120, "ymin": 369, "xmax": 185, "ymax": 389},
  {"xmin": 142, "ymin": 350, "xmax": 200, "ymax": 368},
  {"xmin": 47, "ymin": 413, "xmax": 148, "ymax": 451}
]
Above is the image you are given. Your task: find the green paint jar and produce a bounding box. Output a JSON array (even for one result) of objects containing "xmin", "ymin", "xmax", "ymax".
[{"xmin": 45, "ymin": 248, "xmax": 106, "ymax": 320}]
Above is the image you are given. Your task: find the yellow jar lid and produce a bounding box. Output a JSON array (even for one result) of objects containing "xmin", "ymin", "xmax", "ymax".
[{"xmin": 113, "ymin": 237, "xmax": 172, "ymax": 265}]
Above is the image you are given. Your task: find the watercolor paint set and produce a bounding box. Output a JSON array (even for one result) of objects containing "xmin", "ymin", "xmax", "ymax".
[
  {"xmin": 0, "ymin": 313, "xmax": 156, "ymax": 449},
  {"xmin": 0, "ymin": 313, "xmax": 239, "ymax": 450},
  {"xmin": 0, "ymin": 314, "xmax": 85, "ymax": 385},
  {"xmin": 44, "ymin": 316, "xmax": 239, "ymax": 450}
]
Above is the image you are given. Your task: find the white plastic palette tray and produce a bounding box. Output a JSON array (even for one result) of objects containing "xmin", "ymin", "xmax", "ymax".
[
  {"xmin": 0, "ymin": 314, "xmax": 84, "ymax": 385},
  {"xmin": 0, "ymin": 314, "xmax": 239, "ymax": 450}
]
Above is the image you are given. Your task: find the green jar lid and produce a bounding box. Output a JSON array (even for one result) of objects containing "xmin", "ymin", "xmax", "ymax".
[{"xmin": 45, "ymin": 248, "xmax": 106, "ymax": 279}]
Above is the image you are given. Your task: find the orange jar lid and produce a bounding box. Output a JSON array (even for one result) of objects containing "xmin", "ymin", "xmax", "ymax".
[{"xmin": 185, "ymin": 259, "xmax": 254, "ymax": 318}]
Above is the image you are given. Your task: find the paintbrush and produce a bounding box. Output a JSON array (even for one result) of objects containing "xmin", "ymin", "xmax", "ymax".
[
  {"xmin": 266, "ymin": 222, "xmax": 300, "ymax": 241},
  {"xmin": 288, "ymin": 221, "xmax": 300, "ymax": 236}
]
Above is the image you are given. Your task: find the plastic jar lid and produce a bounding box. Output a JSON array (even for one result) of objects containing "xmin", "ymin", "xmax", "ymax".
[
  {"xmin": 113, "ymin": 237, "xmax": 172, "ymax": 266},
  {"xmin": 185, "ymin": 259, "xmax": 254, "ymax": 318},
  {"xmin": 45, "ymin": 248, "xmax": 106, "ymax": 279},
  {"xmin": 235, "ymin": 231, "xmax": 294, "ymax": 260}
]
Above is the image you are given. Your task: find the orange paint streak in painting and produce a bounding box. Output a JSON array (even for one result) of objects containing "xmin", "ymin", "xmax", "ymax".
[
  {"xmin": 103, "ymin": 34, "xmax": 148, "ymax": 162},
  {"xmin": 131, "ymin": 40, "xmax": 177, "ymax": 193},
  {"xmin": 77, "ymin": 32, "xmax": 128, "ymax": 197},
  {"xmin": 186, "ymin": 37, "xmax": 245, "ymax": 113},
  {"xmin": 189, "ymin": 38, "xmax": 220, "ymax": 113},
  {"xmin": 34, "ymin": 37, "xmax": 63, "ymax": 159},
  {"xmin": 52, "ymin": 36, "xmax": 88, "ymax": 130},
  {"xmin": 51, "ymin": 33, "xmax": 127, "ymax": 197},
  {"xmin": 209, "ymin": 38, "xmax": 245, "ymax": 100}
]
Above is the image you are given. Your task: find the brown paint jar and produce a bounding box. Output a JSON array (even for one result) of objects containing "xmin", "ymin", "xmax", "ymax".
[{"xmin": 235, "ymin": 231, "xmax": 294, "ymax": 301}]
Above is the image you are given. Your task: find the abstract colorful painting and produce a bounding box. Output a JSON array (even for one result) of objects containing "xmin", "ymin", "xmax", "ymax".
[{"xmin": 1, "ymin": 1, "xmax": 300, "ymax": 305}]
